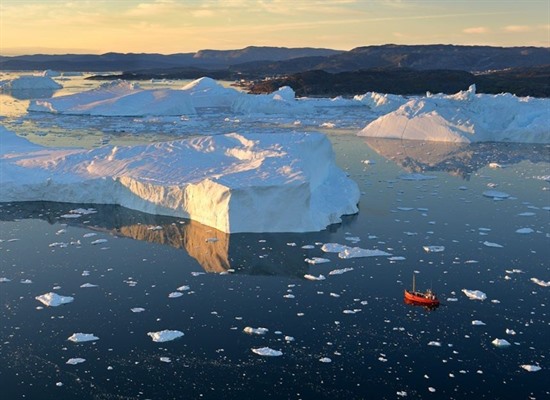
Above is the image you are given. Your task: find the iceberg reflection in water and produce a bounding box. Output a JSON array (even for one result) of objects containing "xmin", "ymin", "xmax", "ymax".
[
  {"xmin": 0, "ymin": 201, "xmax": 319, "ymax": 277},
  {"xmin": 363, "ymin": 138, "xmax": 550, "ymax": 179}
]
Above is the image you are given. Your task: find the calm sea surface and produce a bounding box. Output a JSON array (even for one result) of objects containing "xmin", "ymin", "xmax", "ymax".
[{"xmin": 0, "ymin": 74, "xmax": 549, "ymax": 399}]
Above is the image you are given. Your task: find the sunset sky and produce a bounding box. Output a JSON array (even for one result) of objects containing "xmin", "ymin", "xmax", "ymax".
[{"xmin": 1, "ymin": 0, "xmax": 548, "ymax": 56}]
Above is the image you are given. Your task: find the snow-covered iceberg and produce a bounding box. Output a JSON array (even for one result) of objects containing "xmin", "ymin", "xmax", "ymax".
[
  {"xmin": 0, "ymin": 126, "xmax": 359, "ymax": 233},
  {"xmin": 147, "ymin": 330, "xmax": 184, "ymax": 342},
  {"xmin": 28, "ymin": 77, "xmax": 312, "ymax": 116},
  {"xmin": 35, "ymin": 292, "xmax": 74, "ymax": 307},
  {"xmin": 462, "ymin": 289, "xmax": 487, "ymax": 300},
  {"xmin": 27, "ymin": 77, "xmax": 401, "ymax": 118},
  {"xmin": 0, "ymin": 75, "xmax": 62, "ymax": 91},
  {"xmin": 491, "ymin": 338, "xmax": 511, "ymax": 347},
  {"xmin": 29, "ymin": 80, "xmax": 195, "ymax": 116},
  {"xmin": 359, "ymin": 85, "xmax": 550, "ymax": 143},
  {"xmin": 68, "ymin": 333, "xmax": 99, "ymax": 343},
  {"xmin": 251, "ymin": 347, "xmax": 283, "ymax": 356}
]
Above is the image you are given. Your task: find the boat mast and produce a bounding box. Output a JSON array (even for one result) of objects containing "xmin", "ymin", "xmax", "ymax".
[{"xmin": 413, "ymin": 273, "xmax": 416, "ymax": 292}]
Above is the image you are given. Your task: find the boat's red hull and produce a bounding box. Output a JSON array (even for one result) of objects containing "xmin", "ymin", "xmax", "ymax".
[{"xmin": 404, "ymin": 289, "xmax": 440, "ymax": 306}]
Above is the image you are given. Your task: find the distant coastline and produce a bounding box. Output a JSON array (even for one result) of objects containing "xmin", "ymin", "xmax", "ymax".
[{"xmin": 2, "ymin": 44, "xmax": 549, "ymax": 97}]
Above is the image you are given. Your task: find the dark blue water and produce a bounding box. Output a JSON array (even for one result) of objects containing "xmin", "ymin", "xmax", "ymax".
[{"xmin": 1, "ymin": 137, "xmax": 549, "ymax": 399}]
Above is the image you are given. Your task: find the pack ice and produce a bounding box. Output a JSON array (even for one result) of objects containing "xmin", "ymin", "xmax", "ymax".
[
  {"xmin": 359, "ymin": 85, "xmax": 550, "ymax": 143},
  {"xmin": 0, "ymin": 126, "xmax": 359, "ymax": 233}
]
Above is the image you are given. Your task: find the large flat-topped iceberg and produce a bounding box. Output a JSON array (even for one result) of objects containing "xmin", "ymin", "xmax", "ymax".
[
  {"xmin": 0, "ymin": 126, "xmax": 359, "ymax": 233},
  {"xmin": 359, "ymin": 85, "xmax": 550, "ymax": 143}
]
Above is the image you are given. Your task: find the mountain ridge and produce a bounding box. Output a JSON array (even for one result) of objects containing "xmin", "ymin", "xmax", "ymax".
[{"xmin": 2, "ymin": 44, "xmax": 548, "ymax": 73}]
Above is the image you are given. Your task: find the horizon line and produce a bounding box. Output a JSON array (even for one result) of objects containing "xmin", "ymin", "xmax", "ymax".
[{"xmin": 2, "ymin": 42, "xmax": 549, "ymax": 57}]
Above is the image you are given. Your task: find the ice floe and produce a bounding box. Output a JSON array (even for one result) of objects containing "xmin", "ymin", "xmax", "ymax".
[
  {"xmin": 35, "ymin": 292, "xmax": 74, "ymax": 307},
  {"xmin": 423, "ymin": 245, "xmax": 445, "ymax": 253},
  {"xmin": 483, "ymin": 241, "xmax": 503, "ymax": 248},
  {"xmin": 80, "ymin": 283, "xmax": 98, "ymax": 288},
  {"xmin": 147, "ymin": 330, "xmax": 184, "ymax": 342},
  {"xmin": 471, "ymin": 320, "xmax": 486, "ymax": 326},
  {"xmin": 397, "ymin": 173, "xmax": 436, "ymax": 181},
  {"xmin": 243, "ymin": 327, "xmax": 269, "ymax": 335},
  {"xmin": 482, "ymin": 190, "xmax": 510, "ymax": 199},
  {"xmin": 304, "ymin": 274, "xmax": 326, "ymax": 281},
  {"xmin": 515, "ymin": 228, "xmax": 534, "ymax": 234},
  {"xmin": 338, "ymin": 247, "xmax": 392, "ymax": 259},
  {"xmin": 68, "ymin": 333, "xmax": 99, "ymax": 343},
  {"xmin": 66, "ymin": 358, "xmax": 86, "ymax": 365},
  {"xmin": 251, "ymin": 347, "xmax": 283, "ymax": 356},
  {"xmin": 359, "ymin": 85, "xmax": 550, "ymax": 143},
  {"xmin": 305, "ymin": 257, "xmax": 331, "ymax": 264},
  {"xmin": 0, "ymin": 126, "xmax": 359, "ymax": 233},
  {"xmin": 320, "ymin": 243, "xmax": 391, "ymax": 258},
  {"xmin": 328, "ymin": 267, "xmax": 354, "ymax": 275},
  {"xmin": 491, "ymin": 338, "xmax": 511, "ymax": 347},
  {"xmin": 520, "ymin": 364, "xmax": 541, "ymax": 372},
  {"xmin": 462, "ymin": 289, "xmax": 487, "ymax": 301},
  {"xmin": 530, "ymin": 278, "xmax": 550, "ymax": 287}
]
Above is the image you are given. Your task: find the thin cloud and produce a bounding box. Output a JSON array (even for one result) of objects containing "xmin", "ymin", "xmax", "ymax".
[
  {"xmin": 463, "ymin": 27, "xmax": 490, "ymax": 34},
  {"xmin": 191, "ymin": 9, "xmax": 215, "ymax": 18},
  {"xmin": 504, "ymin": 25, "xmax": 532, "ymax": 33}
]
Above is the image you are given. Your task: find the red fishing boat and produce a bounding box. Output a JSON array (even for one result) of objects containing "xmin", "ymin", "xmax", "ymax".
[{"xmin": 404, "ymin": 274, "xmax": 440, "ymax": 307}]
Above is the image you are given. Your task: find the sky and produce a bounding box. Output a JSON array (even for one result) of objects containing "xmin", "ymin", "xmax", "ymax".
[{"xmin": 0, "ymin": 0, "xmax": 548, "ymax": 56}]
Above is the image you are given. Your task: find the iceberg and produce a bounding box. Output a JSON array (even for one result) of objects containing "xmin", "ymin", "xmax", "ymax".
[
  {"xmin": 359, "ymin": 85, "xmax": 550, "ymax": 143},
  {"xmin": 520, "ymin": 364, "xmax": 541, "ymax": 372},
  {"xmin": 353, "ymin": 92, "xmax": 407, "ymax": 113},
  {"xmin": 27, "ymin": 77, "xmax": 399, "ymax": 118},
  {"xmin": 423, "ymin": 245, "xmax": 445, "ymax": 253},
  {"xmin": 515, "ymin": 228, "xmax": 534, "ymax": 234},
  {"xmin": 35, "ymin": 292, "xmax": 74, "ymax": 307},
  {"xmin": 243, "ymin": 327, "xmax": 269, "ymax": 335},
  {"xmin": 147, "ymin": 330, "xmax": 184, "ymax": 342},
  {"xmin": 482, "ymin": 190, "xmax": 510, "ymax": 199},
  {"xmin": 338, "ymin": 247, "xmax": 392, "ymax": 259},
  {"xmin": 491, "ymin": 338, "xmax": 511, "ymax": 347},
  {"xmin": 66, "ymin": 358, "xmax": 86, "ymax": 365},
  {"xmin": 29, "ymin": 80, "xmax": 195, "ymax": 116},
  {"xmin": 462, "ymin": 289, "xmax": 487, "ymax": 300},
  {"xmin": 305, "ymin": 257, "xmax": 331, "ymax": 264},
  {"xmin": 483, "ymin": 241, "xmax": 503, "ymax": 248},
  {"xmin": 251, "ymin": 347, "xmax": 283, "ymax": 356},
  {"xmin": 0, "ymin": 126, "xmax": 359, "ymax": 233},
  {"xmin": 304, "ymin": 274, "xmax": 326, "ymax": 281},
  {"xmin": 27, "ymin": 78, "xmax": 313, "ymax": 117},
  {"xmin": 530, "ymin": 278, "xmax": 550, "ymax": 287},
  {"xmin": 321, "ymin": 242, "xmax": 391, "ymax": 259},
  {"xmin": 67, "ymin": 333, "xmax": 99, "ymax": 343},
  {"xmin": 0, "ymin": 75, "xmax": 62, "ymax": 91}
]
